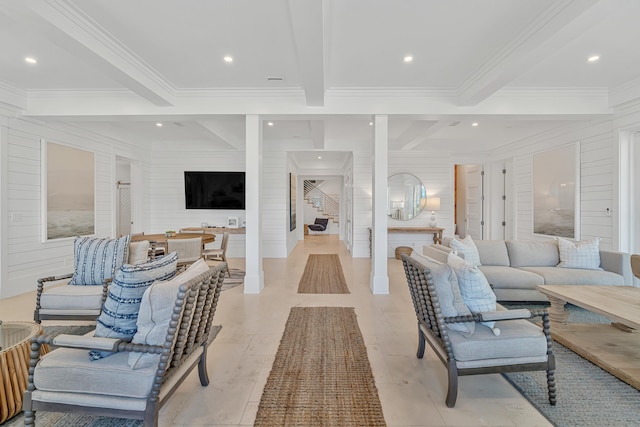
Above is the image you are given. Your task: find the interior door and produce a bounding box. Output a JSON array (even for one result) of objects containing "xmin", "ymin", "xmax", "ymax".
[
  {"xmin": 116, "ymin": 181, "xmax": 131, "ymax": 237},
  {"xmin": 465, "ymin": 165, "xmax": 484, "ymax": 240}
]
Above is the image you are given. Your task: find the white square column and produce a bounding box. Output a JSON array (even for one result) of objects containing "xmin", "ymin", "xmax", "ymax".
[
  {"xmin": 370, "ymin": 115, "xmax": 389, "ymax": 294},
  {"xmin": 244, "ymin": 115, "xmax": 264, "ymax": 294}
]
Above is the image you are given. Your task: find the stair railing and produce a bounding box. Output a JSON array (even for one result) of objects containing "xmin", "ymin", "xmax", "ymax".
[{"xmin": 303, "ymin": 180, "xmax": 340, "ymax": 223}]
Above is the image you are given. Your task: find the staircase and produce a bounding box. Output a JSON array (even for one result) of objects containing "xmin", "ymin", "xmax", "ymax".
[{"xmin": 303, "ymin": 180, "xmax": 339, "ymax": 223}]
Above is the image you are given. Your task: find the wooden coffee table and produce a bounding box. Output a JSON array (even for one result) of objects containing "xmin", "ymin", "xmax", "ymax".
[
  {"xmin": 0, "ymin": 321, "xmax": 49, "ymax": 423},
  {"xmin": 537, "ymin": 285, "xmax": 640, "ymax": 389}
]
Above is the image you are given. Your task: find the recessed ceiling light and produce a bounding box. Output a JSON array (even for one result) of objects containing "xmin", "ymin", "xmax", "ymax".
[
  {"xmin": 223, "ymin": 55, "xmax": 233, "ymax": 63},
  {"xmin": 403, "ymin": 55, "xmax": 413, "ymax": 63},
  {"xmin": 369, "ymin": 122, "xmax": 373, "ymax": 126},
  {"xmin": 472, "ymin": 122, "xmax": 479, "ymax": 127},
  {"xmin": 24, "ymin": 57, "xmax": 37, "ymax": 64},
  {"xmin": 587, "ymin": 55, "xmax": 600, "ymax": 62},
  {"xmin": 156, "ymin": 122, "xmax": 163, "ymax": 127},
  {"xmin": 267, "ymin": 122, "xmax": 274, "ymax": 126},
  {"xmin": 317, "ymin": 156, "xmax": 322, "ymax": 160}
]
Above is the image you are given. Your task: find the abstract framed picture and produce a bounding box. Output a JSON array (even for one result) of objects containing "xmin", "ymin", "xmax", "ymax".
[
  {"xmin": 533, "ymin": 144, "xmax": 580, "ymax": 239},
  {"xmin": 42, "ymin": 140, "xmax": 95, "ymax": 241},
  {"xmin": 289, "ymin": 172, "xmax": 297, "ymax": 232}
]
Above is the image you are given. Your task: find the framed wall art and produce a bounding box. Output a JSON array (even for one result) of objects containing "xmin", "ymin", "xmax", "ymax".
[
  {"xmin": 42, "ymin": 140, "xmax": 95, "ymax": 241},
  {"xmin": 289, "ymin": 172, "xmax": 297, "ymax": 232},
  {"xmin": 533, "ymin": 144, "xmax": 580, "ymax": 239}
]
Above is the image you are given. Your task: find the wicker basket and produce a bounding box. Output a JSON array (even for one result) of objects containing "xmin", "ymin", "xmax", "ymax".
[{"xmin": 395, "ymin": 246, "xmax": 413, "ymax": 260}]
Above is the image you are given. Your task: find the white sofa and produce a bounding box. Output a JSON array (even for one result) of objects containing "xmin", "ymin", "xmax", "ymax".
[{"xmin": 423, "ymin": 239, "xmax": 632, "ymax": 302}]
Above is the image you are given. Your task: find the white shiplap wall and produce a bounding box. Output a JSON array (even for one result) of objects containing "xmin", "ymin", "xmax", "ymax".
[{"xmin": 2, "ymin": 116, "xmax": 146, "ymax": 298}]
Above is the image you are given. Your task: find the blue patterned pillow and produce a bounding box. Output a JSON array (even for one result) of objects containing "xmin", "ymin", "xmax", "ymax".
[
  {"xmin": 89, "ymin": 252, "xmax": 178, "ymax": 360},
  {"xmin": 69, "ymin": 235, "xmax": 131, "ymax": 285}
]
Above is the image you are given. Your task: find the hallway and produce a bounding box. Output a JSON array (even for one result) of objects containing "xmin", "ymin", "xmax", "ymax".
[{"xmin": 0, "ymin": 235, "xmax": 550, "ymax": 426}]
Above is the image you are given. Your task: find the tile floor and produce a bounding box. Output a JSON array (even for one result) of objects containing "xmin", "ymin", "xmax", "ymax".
[{"xmin": 0, "ymin": 235, "xmax": 551, "ymax": 426}]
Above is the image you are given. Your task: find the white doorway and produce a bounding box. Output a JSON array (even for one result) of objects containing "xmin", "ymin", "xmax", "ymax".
[
  {"xmin": 456, "ymin": 164, "xmax": 484, "ymax": 240},
  {"xmin": 116, "ymin": 157, "xmax": 132, "ymax": 237}
]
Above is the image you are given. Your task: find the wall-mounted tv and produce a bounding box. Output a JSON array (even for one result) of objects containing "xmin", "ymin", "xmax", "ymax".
[{"xmin": 184, "ymin": 171, "xmax": 245, "ymax": 210}]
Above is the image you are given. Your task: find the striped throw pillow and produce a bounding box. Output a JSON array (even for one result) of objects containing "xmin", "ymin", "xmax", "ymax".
[
  {"xmin": 68, "ymin": 235, "xmax": 131, "ymax": 285},
  {"xmin": 89, "ymin": 252, "xmax": 178, "ymax": 360}
]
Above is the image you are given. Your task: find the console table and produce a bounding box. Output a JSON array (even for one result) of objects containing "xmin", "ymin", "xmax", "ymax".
[{"xmin": 368, "ymin": 226, "xmax": 444, "ymax": 256}]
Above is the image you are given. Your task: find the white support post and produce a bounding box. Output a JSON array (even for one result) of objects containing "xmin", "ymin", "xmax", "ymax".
[
  {"xmin": 244, "ymin": 115, "xmax": 264, "ymax": 293},
  {"xmin": 370, "ymin": 115, "xmax": 389, "ymax": 294}
]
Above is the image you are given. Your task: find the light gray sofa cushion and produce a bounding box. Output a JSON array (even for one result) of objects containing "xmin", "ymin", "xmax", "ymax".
[
  {"xmin": 449, "ymin": 318, "xmax": 547, "ymax": 365},
  {"xmin": 34, "ymin": 346, "xmax": 156, "ymax": 399},
  {"xmin": 475, "ymin": 240, "xmax": 510, "ymax": 266},
  {"xmin": 506, "ymin": 240, "xmax": 559, "ymax": 267},
  {"xmin": 478, "ymin": 266, "xmax": 544, "ymax": 290},
  {"xmin": 39, "ymin": 283, "xmax": 104, "ymax": 310},
  {"xmin": 518, "ymin": 266, "xmax": 625, "ymax": 286}
]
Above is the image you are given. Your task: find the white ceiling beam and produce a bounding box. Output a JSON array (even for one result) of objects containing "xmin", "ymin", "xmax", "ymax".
[
  {"xmin": 391, "ymin": 121, "xmax": 436, "ymax": 150},
  {"xmin": 196, "ymin": 121, "xmax": 244, "ymax": 150},
  {"xmin": 287, "ymin": 0, "xmax": 325, "ymax": 106},
  {"xmin": 21, "ymin": 0, "xmax": 174, "ymax": 106},
  {"xmin": 457, "ymin": 0, "xmax": 602, "ymax": 106},
  {"xmin": 308, "ymin": 120, "xmax": 325, "ymax": 149},
  {"xmin": 400, "ymin": 121, "xmax": 455, "ymax": 151}
]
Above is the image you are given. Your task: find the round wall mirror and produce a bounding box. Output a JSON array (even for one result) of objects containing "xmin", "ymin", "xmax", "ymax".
[{"xmin": 387, "ymin": 173, "xmax": 427, "ymax": 220}]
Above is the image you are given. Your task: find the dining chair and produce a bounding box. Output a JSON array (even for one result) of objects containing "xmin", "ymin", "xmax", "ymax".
[
  {"xmin": 167, "ymin": 237, "xmax": 203, "ymax": 267},
  {"xmin": 631, "ymin": 254, "xmax": 640, "ymax": 280},
  {"xmin": 203, "ymin": 232, "xmax": 230, "ymax": 277}
]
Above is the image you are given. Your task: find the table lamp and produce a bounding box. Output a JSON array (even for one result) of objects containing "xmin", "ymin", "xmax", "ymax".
[{"xmin": 426, "ymin": 197, "xmax": 440, "ymax": 227}]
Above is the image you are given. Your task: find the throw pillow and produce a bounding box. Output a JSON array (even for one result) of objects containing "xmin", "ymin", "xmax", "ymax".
[
  {"xmin": 69, "ymin": 235, "xmax": 131, "ymax": 285},
  {"xmin": 89, "ymin": 252, "xmax": 178, "ymax": 360},
  {"xmin": 447, "ymin": 252, "xmax": 500, "ymax": 336},
  {"xmin": 557, "ymin": 237, "xmax": 602, "ymax": 270},
  {"xmin": 450, "ymin": 235, "xmax": 481, "ymax": 267},
  {"xmin": 410, "ymin": 252, "xmax": 475, "ymax": 337},
  {"xmin": 128, "ymin": 258, "xmax": 211, "ymax": 369}
]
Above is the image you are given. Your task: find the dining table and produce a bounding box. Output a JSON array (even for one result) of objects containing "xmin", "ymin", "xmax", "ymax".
[{"xmin": 131, "ymin": 233, "xmax": 216, "ymax": 258}]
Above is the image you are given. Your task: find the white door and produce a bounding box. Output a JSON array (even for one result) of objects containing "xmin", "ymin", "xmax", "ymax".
[
  {"xmin": 116, "ymin": 182, "xmax": 131, "ymax": 237},
  {"xmin": 465, "ymin": 165, "xmax": 484, "ymax": 240}
]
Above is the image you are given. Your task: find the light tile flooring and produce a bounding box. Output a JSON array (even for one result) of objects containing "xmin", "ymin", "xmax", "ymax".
[{"xmin": 0, "ymin": 235, "xmax": 551, "ymax": 426}]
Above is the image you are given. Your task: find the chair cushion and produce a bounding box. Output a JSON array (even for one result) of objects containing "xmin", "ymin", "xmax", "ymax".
[
  {"xmin": 40, "ymin": 283, "xmax": 104, "ymax": 310},
  {"xmin": 450, "ymin": 235, "xmax": 481, "ymax": 266},
  {"xmin": 447, "ymin": 253, "xmax": 498, "ymax": 333},
  {"xmin": 557, "ymin": 237, "xmax": 602, "ymax": 270},
  {"xmin": 129, "ymin": 259, "xmax": 210, "ymax": 369},
  {"xmin": 128, "ymin": 240, "xmax": 150, "ymax": 265},
  {"xmin": 410, "ymin": 252, "xmax": 474, "ymax": 337},
  {"xmin": 90, "ymin": 252, "xmax": 178, "ymax": 360},
  {"xmin": 69, "ymin": 235, "xmax": 131, "ymax": 285},
  {"xmin": 506, "ymin": 240, "xmax": 559, "ymax": 267},
  {"xmin": 449, "ymin": 318, "xmax": 548, "ymax": 365},
  {"xmin": 34, "ymin": 345, "xmax": 156, "ymax": 399}
]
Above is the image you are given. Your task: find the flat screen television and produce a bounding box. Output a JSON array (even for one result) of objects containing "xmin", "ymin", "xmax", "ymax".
[{"xmin": 184, "ymin": 171, "xmax": 245, "ymax": 210}]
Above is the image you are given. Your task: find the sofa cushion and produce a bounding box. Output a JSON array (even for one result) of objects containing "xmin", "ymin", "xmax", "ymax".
[
  {"xmin": 129, "ymin": 258, "xmax": 211, "ymax": 369},
  {"xmin": 90, "ymin": 252, "xmax": 178, "ymax": 360},
  {"xmin": 475, "ymin": 240, "xmax": 510, "ymax": 267},
  {"xmin": 449, "ymin": 318, "xmax": 548, "ymax": 366},
  {"xmin": 506, "ymin": 240, "xmax": 559, "ymax": 267},
  {"xmin": 34, "ymin": 345, "xmax": 156, "ymax": 399},
  {"xmin": 450, "ymin": 235, "xmax": 481, "ymax": 266},
  {"xmin": 557, "ymin": 237, "xmax": 602, "ymax": 270},
  {"xmin": 447, "ymin": 253, "xmax": 498, "ymax": 333},
  {"xmin": 128, "ymin": 240, "xmax": 150, "ymax": 265},
  {"xmin": 69, "ymin": 235, "xmax": 131, "ymax": 285},
  {"xmin": 478, "ymin": 266, "xmax": 544, "ymax": 290},
  {"xmin": 410, "ymin": 252, "xmax": 475, "ymax": 337},
  {"xmin": 518, "ymin": 266, "xmax": 625, "ymax": 286}
]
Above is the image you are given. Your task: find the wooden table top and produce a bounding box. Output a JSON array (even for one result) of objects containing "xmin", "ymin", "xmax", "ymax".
[
  {"xmin": 537, "ymin": 285, "xmax": 640, "ymax": 329},
  {"xmin": 131, "ymin": 233, "xmax": 215, "ymax": 244}
]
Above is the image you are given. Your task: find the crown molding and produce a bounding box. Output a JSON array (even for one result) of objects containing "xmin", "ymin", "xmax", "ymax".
[
  {"xmin": 494, "ymin": 86, "xmax": 609, "ymax": 97},
  {"xmin": 0, "ymin": 79, "xmax": 27, "ymax": 109},
  {"xmin": 325, "ymin": 87, "xmax": 457, "ymax": 98},
  {"xmin": 609, "ymin": 76, "xmax": 640, "ymax": 109}
]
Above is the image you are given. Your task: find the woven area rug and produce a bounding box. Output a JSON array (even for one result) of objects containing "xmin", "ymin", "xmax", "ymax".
[
  {"xmin": 4, "ymin": 325, "xmax": 221, "ymax": 427},
  {"xmin": 501, "ymin": 303, "xmax": 640, "ymax": 427},
  {"xmin": 254, "ymin": 307, "xmax": 386, "ymax": 426},
  {"xmin": 297, "ymin": 254, "xmax": 349, "ymax": 294}
]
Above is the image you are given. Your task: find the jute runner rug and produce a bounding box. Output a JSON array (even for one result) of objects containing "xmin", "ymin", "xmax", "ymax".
[
  {"xmin": 254, "ymin": 307, "xmax": 386, "ymax": 426},
  {"xmin": 297, "ymin": 254, "xmax": 349, "ymax": 294}
]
